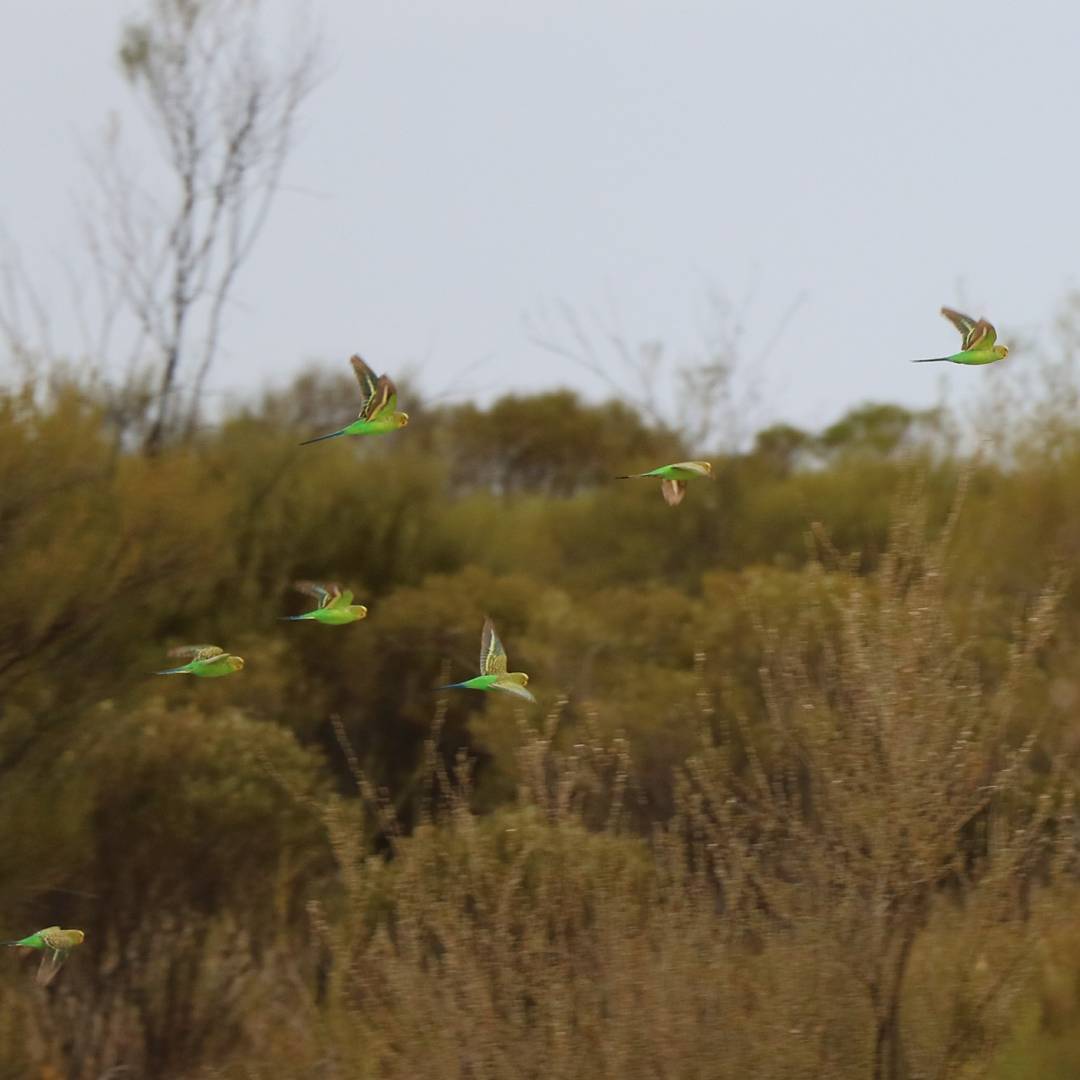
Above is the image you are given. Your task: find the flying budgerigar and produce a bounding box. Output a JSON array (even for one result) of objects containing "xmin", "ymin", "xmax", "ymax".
[
  {"xmin": 300, "ymin": 354, "xmax": 409, "ymax": 445},
  {"xmin": 280, "ymin": 581, "xmax": 368, "ymax": 626},
  {"xmin": 616, "ymin": 461, "xmax": 713, "ymax": 506},
  {"xmin": 436, "ymin": 617, "xmax": 536, "ymax": 703},
  {"xmin": 3, "ymin": 927, "xmax": 85, "ymax": 986},
  {"xmin": 154, "ymin": 645, "xmax": 245, "ymax": 677},
  {"xmin": 913, "ymin": 307, "xmax": 1009, "ymax": 366}
]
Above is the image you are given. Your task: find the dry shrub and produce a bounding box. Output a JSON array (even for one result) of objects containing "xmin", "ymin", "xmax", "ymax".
[{"xmin": 212, "ymin": 491, "xmax": 1070, "ymax": 1080}]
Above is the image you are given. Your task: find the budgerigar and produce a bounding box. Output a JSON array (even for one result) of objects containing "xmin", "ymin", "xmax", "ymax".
[
  {"xmin": 280, "ymin": 581, "xmax": 367, "ymax": 625},
  {"xmin": 616, "ymin": 460, "xmax": 713, "ymax": 506},
  {"xmin": 3, "ymin": 927, "xmax": 85, "ymax": 986},
  {"xmin": 436, "ymin": 617, "xmax": 536, "ymax": 703},
  {"xmin": 912, "ymin": 307, "xmax": 1009, "ymax": 366},
  {"xmin": 300, "ymin": 355, "xmax": 409, "ymax": 445},
  {"xmin": 154, "ymin": 645, "xmax": 245, "ymax": 677}
]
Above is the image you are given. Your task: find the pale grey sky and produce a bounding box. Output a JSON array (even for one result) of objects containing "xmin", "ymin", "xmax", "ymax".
[{"xmin": 2, "ymin": 0, "xmax": 1079, "ymax": 435}]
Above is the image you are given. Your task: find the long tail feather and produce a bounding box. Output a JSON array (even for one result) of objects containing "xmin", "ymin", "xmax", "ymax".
[
  {"xmin": 299, "ymin": 428, "xmax": 346, "ymax": 446},
  {"xmin": 912, "ymin": 357, "xmax": 950, "ymax": 363},
  {"xmin": 278, "ymin": 615, "xmax": 311, "ymax": 621},
  {"xmin": 435, "ymin": 682, "xmax": 470, "ymax": 691},
  {"xmin": 153, "ymin": 666, "xmax": 190, "ymax": 675}
]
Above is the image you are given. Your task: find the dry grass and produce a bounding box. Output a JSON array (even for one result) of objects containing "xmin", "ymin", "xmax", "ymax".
[
  {"xmin": 181, "ymin": 491, "xmax": 1076, "ymax": 1080},
  {"xmin": 0, "ymin": 395, "xmax": 1073, "ymax": 1078}
]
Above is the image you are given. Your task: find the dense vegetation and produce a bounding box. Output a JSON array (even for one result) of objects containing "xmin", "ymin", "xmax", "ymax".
[{"xmin": 2, "ymin": 358, "xmax": 1080, "ymax": 1079}]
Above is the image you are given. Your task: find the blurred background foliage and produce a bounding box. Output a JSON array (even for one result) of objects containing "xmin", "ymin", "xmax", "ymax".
[{"xmin": 2, "ymin": 347, "xmax": 1080, "ymax": 1076}]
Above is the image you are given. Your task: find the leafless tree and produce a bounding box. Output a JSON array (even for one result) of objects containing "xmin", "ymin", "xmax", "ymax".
[
  {"xmin": 525, "ymin": 288, "xmax": 805, "ymax": 452},
  {"xmin": 85, "ymin": 0, "xmax": 321, "ymax": 452}
]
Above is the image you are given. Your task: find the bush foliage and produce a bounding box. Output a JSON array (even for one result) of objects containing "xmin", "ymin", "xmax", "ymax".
[{"xmin": 1, "ymin": 364, "xmax": 1080, "ymax": 1078}]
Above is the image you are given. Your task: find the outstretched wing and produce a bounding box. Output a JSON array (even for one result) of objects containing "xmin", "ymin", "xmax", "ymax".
[
  {"xmin": 660, "ymin": 479, "xmax": 687, "ymax": 506},
  {"xmin": 327, "ymin": 589, "xmax": 354, "ymax": 609},
  {"xmin": 349, "ymin": 355, "xmax": 379, "ymax": 412},
  {"xmin": 492, "ymin": 678, "xmax": 536, "ymax": 703},
  {"xmin": 940, "ymin": 307, "xmax": 994, "ymax": 350},
  {"xmin": 168, "ymin": 644, "xmax": 222, "ymax": 661},
  {"xmin": 35, "ymin": 949, "xmax": 69, "ymax": 987},
  {"xmin": 940, "ymin": 306, "xmax": 977, "ymax": 340},
  {"xmin": 293, "ymin": 581, "xmax": 341, "ymax": 610},
  {"xmin": 480, "ymin": 617, "xmax": 508, "ymax": 675},
  {"xmin": 350, "ymin": 355, "xmax": 399, "ymax": 421},
  {"xmin": 364, "ymin": 374, "xmax": 398, "ymax": 421}
]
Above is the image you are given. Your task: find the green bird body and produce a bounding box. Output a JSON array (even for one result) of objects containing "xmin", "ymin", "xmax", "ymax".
[
  {"xmin": 616, "ymin": 460, "xmax": 713, "ymax": 506},
  {"xmin": 913, "ymin": 307, "xmax": 1009, "ymax": 366},
  {"xmin": 300, "ymin": 355, "xmax": 409, "ymax": 445},
  {"xmin": 437, "ymin": 618, "xmax": 536, "ymax": 703},
  {"xmin": 155, "ymin": 645, "xmax": 245, "ymax": 677},
  {"xmin": 3, "ymin": 926, "xmax": 85, "ymax": 985},
  {"xmin": 281, "ymin": 581, "xmax": 367, "ymax": 625}
]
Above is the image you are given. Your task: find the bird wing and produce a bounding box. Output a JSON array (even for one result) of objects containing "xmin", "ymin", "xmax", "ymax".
[
  {"xmin": 671, "ymin": 461, "xmax": 713, "ymax": 478},
  {"xmin": 940, "ymin": 307, "xmax": 977, "ymax": 341},
  {"xmin": 350, "ymin": 355, "xmax": 379, "ymax": 411},
  {"xmin": 168, "ymin": 644, "xmax": 222, "ymax": 661},
  {"xmin": 35, "ymin": 949, "xmax": 68, "ymax": 987},
  {"xmin": 293, "ymin": 581, "xmax": 340, "ymax": 609},
  {"xmin": 966, "ymin": 319, "xmax": 997, "ymax": 349},
  {"xmin": 661, "ymin": 479, "xmax": 687, "ymax": 506},
  {"xmin": 480, "ymin": 617, "xmax": 508, "ymax": 675},
  {"xmin": 327, "ymin": 589, "xmax": 354, "ymax": 609},
  {"xmin": 41, "ymin": 928, "xmax": 82, "ymax": 950},
  {"xmin": 940, "ymin": 307, "xmax": 995, "ymax": 350},
  {"xmin": 351, "ymin": 356, "xmax": 398, "ymax": 420},
  {"xmin": 493, "ymin": 678, "xmax": 536, "ymax": 703},
  {"xmin": 363, "ymin": 375, "xmax": 398, "ymax": 421}
]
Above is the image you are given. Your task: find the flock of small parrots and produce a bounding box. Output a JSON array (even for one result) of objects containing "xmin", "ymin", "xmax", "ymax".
[{"xmin": 7, "ymin": 306, "xmax": 1007, "ymax": 984}]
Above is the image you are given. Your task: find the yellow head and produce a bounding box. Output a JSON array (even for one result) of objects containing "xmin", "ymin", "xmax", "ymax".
[
  {"xmin": 393, "ymin": 412, "xmax": 410, "ymax": 429},
  {"xmin": 994, "ymin": 345, "xmax": 1009, "ymax": 360},
  {"xmin": 228, "ymin": 656, "xmax": 246, "ymax": 672}
]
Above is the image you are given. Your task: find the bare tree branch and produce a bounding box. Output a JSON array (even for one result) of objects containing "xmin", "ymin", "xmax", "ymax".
[
  {"xmin": 73, "ymin": 0, "xmax": 324, "ymax": 452},
  {"xmin": 525, "ymin": 289, "xmax": 803, "ymax": 451}
]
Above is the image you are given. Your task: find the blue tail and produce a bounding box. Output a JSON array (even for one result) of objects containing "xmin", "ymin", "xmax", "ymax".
[
  {"xmin": 153, "ymin": 666, "xmax": 190, "ymax": 675},
  {"xmin": 912, "ymin": 357, "xmax": 950, "ymax": 363},
  {"xmin": 435, "ymin": 681, "xmax": 470, "ymax": 691},
  {"xmin": 278, "ymin": 615, "xmax": 311, "ymax": 621},
  {"xmin": 299, "ymin": 428, "xmax": 346, "ymax": 446}
]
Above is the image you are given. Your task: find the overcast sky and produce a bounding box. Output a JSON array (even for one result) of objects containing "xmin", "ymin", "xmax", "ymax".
[{"xmin": 2, "ymin": 0, "xmax": 1079, "ymax": 434}]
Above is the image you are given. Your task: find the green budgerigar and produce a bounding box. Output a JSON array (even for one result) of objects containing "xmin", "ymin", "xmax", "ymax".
[
  {"xmin": 913, "ymin": 307, "xmax": 1009, "ymax": 366},
  {"xmin": 154, "ymin": 645, "xmax": 245, "ymax": 677},
  {"xmin": 280, "ymin": 581, "xmax": 368, "ymax": 625},
  {"xmin": 300, "ymin": 354, "xmax": 409, "ymax": 445},
  {"xmin": 3, "ymin": 927, "xmax": 85, "ymax": 986},
  {"xmin": 616, "ymin": 460, "xmax": 713, "ymax": 506},
  {"xmin": 436, "ymin": 617, "xmax": 536, "ymax": 703}
]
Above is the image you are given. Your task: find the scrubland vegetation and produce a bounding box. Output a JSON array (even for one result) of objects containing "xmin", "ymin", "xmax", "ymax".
[{"xmin": 3, "ymin": 346, "xmax": 1080, "ymax": 1079}]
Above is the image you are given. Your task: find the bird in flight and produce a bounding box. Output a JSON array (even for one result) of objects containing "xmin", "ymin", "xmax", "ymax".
[
  {"xmin": 436, "ymin": 617, "xmax": 536, "ymax": 702},
  {"xmin": 3, "ymin": 927, "xmax": 85, "ymax": 986},
  {"xmin": 280, "ymin": 581, "xmax": 367, "ymax": 625},
  {"xmin": 154, "ymin": 645, "xmax": 245, "ymax": 677},
  {"xmin": 913, "ymin": 308, "xmax": 1009, "ymax": 366},
  {"xmin": 300, "ymin": 355, "xmax": 409, "ymax": 445},
  {"xmin": 616, "ymin": 460, "xmax": 713, "ymax": 506}
]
